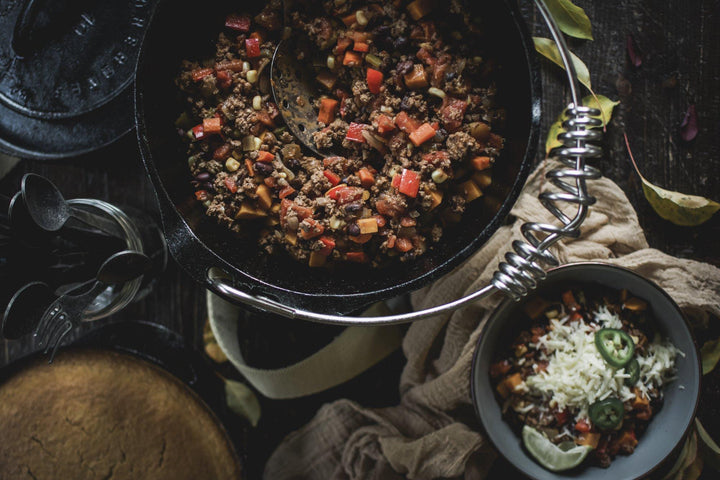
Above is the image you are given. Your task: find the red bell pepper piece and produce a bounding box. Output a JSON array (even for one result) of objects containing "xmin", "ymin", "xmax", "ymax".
[
  {"xmin": 575, "ymin": 419, "xmax": 591, "ymax": 433},
  {"xmin": 422, "ymin": 151, "xmax": 449, "ymax": 164},
  {"xmin": 245, "ymin": 37, "xmax": 261, "ymax": 58},
  {"xmin": 345, "ymin": 122, "xmax": 366, "ymax": 143},
  {"xmin": 343, "ymin": 51, "xmax": 363, "ymax": 67},
  {"xmin": 216, "ymin": 69, "xmax": 232, "ymax": 89},
  {"xmin": 398, "ymin": 169, "xmax": 420, "ymax": 198},
  {"xmin": 408, "ymin": 123, "xmax": 436, "ymax": 146},
  {"xmin": 192, "ymin": 68, "xmax": 214, "ymax": 82},
  {"xmin": 323, "ymin": 169, "xmax": 341, "ymax": 186},
  {"xmin": 366, "ymin": 68, "xmax": 383, "ymax": 94},
  {"xmin": 391, "ymin": 174, "xmax": 401, "ymax": 189},
  {"xmin": 394, "ymin": 111, "xmax": 422, "ymax": 134},
  {"xmin": 376, "ymin": 114, "xmax": 395, "ymax": 134},
  {"xmin": 224, "ymin": 178, "xmax": 238, "ymax": 194},
  {"xmin": 353, "ymin": 42, "xmax": 370, "ymax": 52},
  {"xmin": 440, "ymin": 97, "xmax": 468, "ymax": 133},
  {"xmin": 357, "ymin": 168, "xmax": 375, "ymax": 187},
  {"xmin": 279, "ymin": 186, "xmax": 296, "ymax": 199},
  {"xmin": 317, "ymin": 98, "xmax": 338, "ymax": 124},
  {"xmin": 318, "ymin": 236, "xmax": 336, "ymax": 256},
  {"xmin": 325, "ymin": 185, "xmax": 364, "ymax": 204},
  {"xmin": 334, "ymin": 36, "xmax": 353, "ymax": 55},
  {"xmin": 195, "ymin": 190, "xmax": 209, "ymax": 201},
  {"xmin": 192, "ymin": 124, "xmax": 205, "ymax": 141},
  {"xmin": 225, "ymin": 14, "xmax": 251, "ymax": 32}
]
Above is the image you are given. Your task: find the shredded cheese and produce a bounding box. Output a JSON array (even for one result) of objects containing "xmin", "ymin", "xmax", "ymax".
[{"xmin": 524, "ymin": 306, "xmax": 681, "ymax": 421}]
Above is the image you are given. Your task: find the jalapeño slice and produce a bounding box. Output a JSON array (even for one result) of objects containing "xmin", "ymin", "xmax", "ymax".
[
  {"xmin": 589, "ymin": 398, "xmax": 624, "ymax": 431},
  {"xmin": 595, "ymin": 328, "xmax": 635, "ymax": 368},
  {"xmin": 624, "ymin": 358, "xmax": 640, "ymax": 386}
]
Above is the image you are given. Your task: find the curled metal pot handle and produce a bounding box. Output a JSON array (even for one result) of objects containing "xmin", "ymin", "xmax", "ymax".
[{"xmin": 207, "ymin": 0, "xmax": 602, "ymax": 325}]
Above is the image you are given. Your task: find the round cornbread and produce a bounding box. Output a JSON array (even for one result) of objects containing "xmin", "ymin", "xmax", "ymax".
[{"xmin": 0, "ymin": 349, "xmax": 242, "ymax": 480}]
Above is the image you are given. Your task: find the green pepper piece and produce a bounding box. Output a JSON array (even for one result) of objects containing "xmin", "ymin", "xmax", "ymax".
[
  {"xmin": 589, "ymin": 398, "xmax": 624, "ymax": 431},
  {"xmin": 595, "ymin": 328, "xmax": 635, "ymax": 368},
  {"xmin": 624, "ymin": 358, "xmax": 640, "ymax": 386}
]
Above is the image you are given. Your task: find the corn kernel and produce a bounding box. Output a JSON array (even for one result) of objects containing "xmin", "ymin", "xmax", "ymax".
[
  {"xmin": 431, "ymin": 169, "xmax": 448, "ymax": 183},
  {"xmin": 355, "ymin": 10, "xmax": 368, "ymax": 26},
  {"xmin": 428, "ymin": 87, "xmax": 446, "ymax": 99},
  {"xmin": 246, "ymin": 70, "xmax": 258, "ymax": 83},
  {"xmin": 252, "ymin": 95, "xmax": 262, "ymax": 110},
  {"xmin": 327, "ymin": 55, "xmax": 336, "ymax": 70},
  {"xmin": 225, "ymin": 158, "xmax": 240, "ymax": 172}
]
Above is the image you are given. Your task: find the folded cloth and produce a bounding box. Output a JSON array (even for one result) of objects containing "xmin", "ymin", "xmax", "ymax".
[{"xmin": 264, "ymin": 160, "xmax": 720, "ymax": 480}]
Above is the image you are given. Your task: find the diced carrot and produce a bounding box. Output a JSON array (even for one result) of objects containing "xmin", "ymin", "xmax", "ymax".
[
  {"xmin": 343, "ymin": 51, "xmax": 363, "ymax": 66},
  {"xmin": 257, "ymin": 150, "xmax": 275, "ymax": 163},
  {"xmin": 224, "ymin": 178, "xmax": 238, "ymax": 194},
  {"xmin": 203, "ymin": 117, "xmax": 222, "ymax": 134},
  {"xmin": 357, "ymin": 168, "xmax": 375, "ymax": 187},
  {"xmin": 395, "ymin": 237, "xmax": 413, "ymax": 252},
  {"xmin": 394, "ymin": 111, "xmax": 422, "ymax": 134},
  {"xmin": 317, "ymin": 98, "xmax": 338, "ymax": 124},
  {"xmin": 346, "ymin": 251, "xmax": 369, "ymax": 263},
  {"xmin": 471, "ymin": 156, "xmax": 492, "ymax": 171},
  {"xmin": 318, "ymin": 236, "xmax": 336, "ymax": 256},
  {"xmin": 192, "ymin": 68, "xmax": 215, "ymax": 82},
  {"xmin": 341, "ymin": 13, "xmax": 357, "ymax": 26},
  {"xmin": 279, "ymin": 186, "xmax": 296, "ymax": 199},
  {"xmin": 408, "ymin": 123, "xmax": 436, "ymax": 146},
  {"xmin": 334, "ymin": 36, "xmax": 353, "ymax": 55},
  {"xmin": 403, "ymin": 64, "xmax": 428, "ymax": 89},
  {"xmin": 245, "ymin": 158, "xmax": 255, "ymax": 177},
  {"xmin": 353, "ymin": 42, "xmax": 370, "ymax": 52},
  {"xmin": 323, "ymin": 169, "xmax": 341, "ymax": 186}
]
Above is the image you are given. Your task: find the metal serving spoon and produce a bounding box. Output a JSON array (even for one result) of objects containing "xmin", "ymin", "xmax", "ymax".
[
  {"xmin": 21, "ymin": 173, "xmax": 124, "ymax": 238},
  {"xmin": 2, "ymin": 281, "xmax": 56, "ymax": 340},
  {"xmin": 34, "ymin": 250, "xmax": 152, "ymax": 361}
]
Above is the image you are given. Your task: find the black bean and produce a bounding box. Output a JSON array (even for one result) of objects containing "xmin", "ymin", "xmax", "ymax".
[
  {"xmin": 195, "ymin": 172, "xmax": 211, "ymax": 182},
  {"xmin": 400, "ymin": 95, "xmax": 413, "ymax": 111},
  {"xmin": 254, "ymin": 162, "xmax": 274, "ymax": 176},
  {"xmin": 344, "ymin": 202, "xmax": 362, "ymax": 213},
  {"xmin": 347, "ymin": 223, "xmax": 361, "ymax": 236},
  {"xmin": 434, "ymin": 128, "xmax": 448, "ymax": 142},
  {"xmin": 202, "ymin": 182, "xmax": 215, "ymax": 193},
  {"xmin": 393, "ymin": 36, "xmax": 408, "ymax": 50},
  {"xmin": 396, "ymin": 60, "xmax": 413, "ymax": 75},
  {"xmin": 445, "ymin": 71, "xmax": 457, "ymax": 82}
]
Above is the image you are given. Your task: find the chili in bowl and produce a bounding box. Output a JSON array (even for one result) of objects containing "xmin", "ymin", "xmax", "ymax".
[{"xmin": 471, "ymin": 263, "xmax": 700, "ymax": 480}]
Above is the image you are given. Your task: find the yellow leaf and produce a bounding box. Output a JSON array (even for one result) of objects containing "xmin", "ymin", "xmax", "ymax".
[
  {"xmin": 696, "ymin": 419, "xmax": 720, "ymax": 471},
  {"xmin": 701, "ymin": 338, "xmax": 720, "ymax": 375},
  {"xmin": 225, "ymin": 379, "xmax": 261, "ymax": 427},
  {"xmin": 546, "ymin": 95, "xmax": 618, "ymax": 154},
  {"xmin": 625, "ymin": 134, "xmax": 720, "ymax": 226},
  {"xmin": 533, "ymin": 37, "xmax": 592, "ymax": 91},
  {"xmin": 545, "ymin": 0, "xmax": 593, "ymax": 40}
]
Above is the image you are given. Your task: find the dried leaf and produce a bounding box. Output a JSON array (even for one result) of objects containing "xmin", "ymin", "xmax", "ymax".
[
  {"xmin": 544, "ymin": 0, "xmax": 593, "ymax": 40},
  {"xmin": 696, "ymin": 419, "xmax": 720, "ymax": 471},
  {"xmin": 203, "ymin": 319, "xmax": 228, "ymax": 363},
  {"xmin": 680, "ymin": 104, "xmax": 699, "ymax": 142},
  {"xmin": 625, "ymin": 133, "xmax": 720, "ymax": 226},
  {"xmin": 701, "ymin": 338, "xmax": 720, "ymax": 375},
  {"xmin": 533, "ymin": 37, "xmax": 592, "ymax": 91},
  {"xmin": 546, "ymin": 94, "xmax": 619, "ymax": 154},
  {"xmin": 626, "ymin": 34, "xmax": 642, "ymax": 67},
  {"xmin": 225, "ymin": 379, "xmax": 261, "ymax": 427}
]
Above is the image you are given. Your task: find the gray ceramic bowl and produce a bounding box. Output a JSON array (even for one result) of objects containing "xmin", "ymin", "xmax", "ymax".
[{"xmin": 471, "ymin": 262, "xmax": 701, "ymax": 480}]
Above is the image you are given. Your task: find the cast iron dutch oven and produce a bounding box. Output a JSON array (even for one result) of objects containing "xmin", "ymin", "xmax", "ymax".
[{"xmin": 135, "ymin": 0, "xmax": 541, "ymax": 315}]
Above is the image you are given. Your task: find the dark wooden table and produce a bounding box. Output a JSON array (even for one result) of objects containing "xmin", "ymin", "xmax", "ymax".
[{"xmin": 1, "ymin": 1, "xmax": 718, "ymax": 478}]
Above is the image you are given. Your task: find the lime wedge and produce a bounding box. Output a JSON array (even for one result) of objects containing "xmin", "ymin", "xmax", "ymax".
[{"xmin": 522, "ymin": 426, "xmax": 592, "ymax": 472}]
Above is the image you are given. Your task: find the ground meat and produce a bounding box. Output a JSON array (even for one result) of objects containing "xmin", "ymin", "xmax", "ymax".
[{"xmin": 177, "ymin": 0, "xmax": 505, "ymax": 267}]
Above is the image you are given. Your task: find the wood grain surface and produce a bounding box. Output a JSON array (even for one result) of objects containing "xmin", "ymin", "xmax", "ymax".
[{"xmin": 1, "ymin": 1, "xmax": 718, "ymax": 478}]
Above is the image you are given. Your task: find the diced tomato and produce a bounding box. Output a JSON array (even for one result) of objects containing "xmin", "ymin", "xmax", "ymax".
[
  {"xmin": 395, "ymin": 237, "xmax": 413, "ymax": 253},
  {"xmin": 264, "ymin": 176, "xmax": 277, "ymax": 188},
  {"xmin": 192, "ymin": 68, "xmax": 214, "ymax": 82},
  {"xmin": 575, "ymin": 420, "xmax": 591, "ymax": 433},
  {"xmin": 376, "ymin": 114, "xmax": 395, "ymax": 135},
  {"xmin": 256, "ymin": 110, "xmax": 275, "ymax": 128},
  {"xmin": 334, "ymin": 36, "xmax": 353, "ymax": 55},
  {"xmin": 318, "ymin": 236, "xmax": 336, "ymax": 256},
  {"xmin": 225, "ymin": 14, "xmax": 251, "ymax": 32},
  {"xmin": 343, "ymin": 51, "xmax": 363, "ymax": 67},
  {"xmin": 203, "ymin": 117, "xmax": 222, "ymax": 135},
  {"xmin": 245, "ymin": 37, "xmax": 261, "ymax": 58},
  {"xmin": 256, "ymin": 150, "xmax": 274, "ymax": 163},
  {"xmin": 357, "ymin": 168, "xmax": 375, "ymax": 187},
  {"xmin": 353, "ymin": 42, "xmax": 370, "ymax": 52},
  {"xmin": 400, "ymin": 216, "xmax": 416, "ymax": 227},
  {"xmin": 224, "ymin": 178, "xmax": 238, "ymax": 194},
  {"xmin": 398, "ymin": 169, "xmax": 420, "ymax": 198},
  {"xmin": 279, "ymin": 186, "xmax": 296, "ymax": 199},
  {"xmin": 391, "ymin": 174, "xmax": 401, "ymax": 189},
  {"xmin": 416, "ymin": 47, "xmax": 435, "ymax": 65},
  {"xmin": 374, "ymin": 215, "xmax": 387, "ymax": 228},
  {"xmin": 249, "ymin": 31, "xmax": 265, "ymax": 42},
  {"xmin": 341, "ymin": 13, "xmax": 357, "ymax": 26},
  {"xmin": 192, "ymin": 124, "xmax": 205, "ymax": 141},
  {"xmin": 555, "ymin": 410, "xmax": 569, "ymax": 426},
  {"xmin": 195, "ymin": 190, "xmax": 208, "ymax": 201},
  {"xmin": 408, "ymin": 123, "xmax": 436, "ymax": 146},
  {"xmin": 323, "ymin": 169, "xmax": 341, "ymax": 186},
  {"xmin": 394, "ymin": 111, "xmax": 422, "ymax": 134},
  {"xmin": 345, "ymin": 122, "xmax": 366, "ymax": 143},
  {"xmin": 213, "ymin": 144, "xmax": 231, "ymax": 160},
  {"xmin": 325, "ymin": 185, "xmax": 364, "ymax": 204},
  {"xmin": 298, "ymin": 218, "xmax": 324, "ymax": 239},
  {"xmin": 346, "ymin": 251, "xmax": 369, "ymax": 263},
  {"xmin": 440, "ymin": 97, "xmax": 468, "ymax": 133},
  {"xmin": 216, "ymin": 69, "xmax": 232, "ymax": 89},
  {"xmin": 366, "ymin": 68, "xmax": 383, "ymax": 94},
  {"xmin": 317, "ymin": 98, "xmax": 338, "ymax": 124},
  {"xmin": 423, "ymin": 151, "xmax": 449, "ymax": 164}
]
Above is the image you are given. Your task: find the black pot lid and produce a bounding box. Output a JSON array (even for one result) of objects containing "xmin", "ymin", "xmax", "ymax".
[{"xmin": 0, "ymin": 0, "xmax": 157, "ymax": 159}]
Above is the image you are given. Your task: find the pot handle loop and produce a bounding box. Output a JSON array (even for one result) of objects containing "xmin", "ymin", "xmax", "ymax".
[{"xmin": 206, "ymin": 0, "xmax": 602, "ymax": 325}]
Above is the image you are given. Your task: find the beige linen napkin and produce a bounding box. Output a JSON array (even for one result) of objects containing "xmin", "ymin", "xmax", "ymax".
[{"xmin": 263, "ymin": 160, "xmax": 720, "ymax": 480}]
